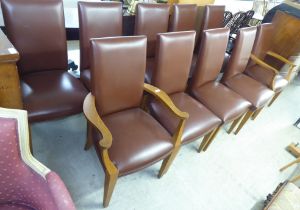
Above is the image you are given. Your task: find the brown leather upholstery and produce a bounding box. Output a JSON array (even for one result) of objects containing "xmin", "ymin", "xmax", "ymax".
[
  {"xmin": 169, "ymin": 4, "xmax": 197, "ymax": 32},
  {"xmin": 190, "ymin": 28, "xmax": 251, "ymax": 123},
  {"xmin": 90, "ymin": 36, "xmax": 174, "ymax": 176},
  {"xmin": 222, "ymin": 27, "xmax": 275, "ymax": 109},
  {"xmin": 134, "ymin": 3, "xmax": 170, "ymax": 58},
  {"xmin": 78, "ymin": 1, "xmax": 122, "ymax": 90},
  {"xmin": 244, "ymin": 24, "xmax": 288, "ymax": 92},
  {"xmin": 148, "ymin": 31, "xmax": 221, "ymax": 144},
  {"xmin": 2, "ymin": 0, "xmax": 88, "ymax": 122},
  {"xmin": 192, "ymin": 5, "xmax": 225, "ymax": 76}
]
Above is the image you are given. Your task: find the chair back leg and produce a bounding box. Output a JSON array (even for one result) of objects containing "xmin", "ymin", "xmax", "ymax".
[
  {"xmin": 234, "ymin": 110, "xmax": 254, "ymax": 135},
  {"xmin": 268, "ymin": 91, "xmax": 282, "ymax": 107},
  {"xmin": 227, "ymin": 114, "xmax": 244, "ymax": 134}
]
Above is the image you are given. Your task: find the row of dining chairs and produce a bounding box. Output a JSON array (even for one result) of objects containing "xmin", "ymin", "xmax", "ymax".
[{"xmin": 1, "ymin": 0, "xmax": 295, "ymax": 207}]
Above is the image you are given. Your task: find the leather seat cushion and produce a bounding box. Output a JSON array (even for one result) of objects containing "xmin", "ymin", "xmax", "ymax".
[
  {"xmin": 191, "ymin": 82, "xmax": 251, "ymax": 122},
  {"xmin": 149, "ymin": 92, "xmax": 222, "ymax": 144},
  {"xmin": 245, "ymin": 65, "xmax": 288, "ymax": 92},
  {"xmin": 95, "ymin": 108, "xmax": 173, "ymax": 176},
  {"xmin": 80, "ymin": 69, "xmax": 91, "ymax": 91},
  {"xmin": 145, "ymin": 57, "xmax": 155, "ymax": 83},
  {"xmin": 21, "ymin": 70, "xmax": 88, "ymax": 122},
  {"xmin": 0, "ymin": 203, "xmax": 35, "ymax": 210},
  {"xmin": 224, "ymin": 73, "xmax": 275, "ymax": 109}
]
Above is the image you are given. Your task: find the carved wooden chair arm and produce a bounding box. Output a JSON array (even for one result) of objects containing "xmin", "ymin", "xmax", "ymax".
[
  {"xmin": 0, "ymin": 29, "xmax": 19, "ymax": 63},
  {"xmin": 250, "ymin": 54, "xmax": 279, "ymax": 74},
  {"xmin": 143, "ymin": 83, "xmax": 189, "ymax": 120},
  {"xmin": 83, "ymin": 93, "xmax": 112, "ymax": 149}
]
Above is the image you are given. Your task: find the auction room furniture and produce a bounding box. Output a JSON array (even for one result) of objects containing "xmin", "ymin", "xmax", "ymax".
[
  {"xmin": 189, "ymin": 28, "xmax": 251, "ymax": 138},
  {"xmin": 222, "ymin": 27, "xmax": 275, "ymax": 134},
  {"xmin": 1, "ymin": 0, "xmax": 88, "ymax": 122},
  {"xmin": 244, "ymin": 23, "xmax": 292, "ymax": 107},
  {"xmin": 134, "ymin": 3, "xmax": 170, "ymax": 82},
  {"xmin": 168, "ymin": 4, "xmax": 198, "ymax": 32},
  {"xmin": 148, "ymin": 31, "xmax": 222, "ymax": 152},
  {"xmin": 83, "ymin": 36, "xmax": 188, "ymax": 207},
  {"xmin": 0, "ymin": 29, "xmax": 23, "ymax": 109},
  {"xmin": 0, "ymin": 107, "xmax": 76, "ymax": 210},
  {"xmin": 78, "ymin": 1, "xmax": 122, "ymax": 91}
]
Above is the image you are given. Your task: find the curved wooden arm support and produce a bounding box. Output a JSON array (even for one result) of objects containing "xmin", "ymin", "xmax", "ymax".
[
  {"xmin": 143, "ymin": 83, "xmax": 189, "ymax": 120},
  {"xmin": 0, "ymin": 29, "xmax": 23, "ymax": 109},
  {"xmin": 250, "ymin": 54, "xmax": 279, "ymax": 90},
  {"xmin": 83, "ymin": 93, "xmax": 112, "ymax": 149}
]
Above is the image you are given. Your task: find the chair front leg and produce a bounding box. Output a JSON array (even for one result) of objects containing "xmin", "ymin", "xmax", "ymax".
[
  {"xmin": 202, "ymin": 125, "xmax": 222, "ymax": 152},
  {"xmin": 268, "ymin": 91, "xmax": 282, "ymax": 107},
  {"xmin": 158, "ymin": 118, "xmax": 185, "ymax": 178},
  {"xmin": 228, "ymin": 114, "xmax": 244, "ymax": 134},
  {"xmin": 102, "ymin": 150, "xmax": 119, "ymax": 207},
  {"xmin": 280, "ymin": 157, "xmax": 300, "ymax": 172},
  {"xmin": 251, "ymin": 107, "xmax": 264, "ymax": 120},
  {"xmin": 234, "ymin": 109, "xmax": 254, "ymax": 135}
]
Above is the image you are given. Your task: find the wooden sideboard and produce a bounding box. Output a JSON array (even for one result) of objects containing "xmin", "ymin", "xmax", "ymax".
[{"xmin": 0, "ymin": 29, "xmax": 23, "ymax": 109}]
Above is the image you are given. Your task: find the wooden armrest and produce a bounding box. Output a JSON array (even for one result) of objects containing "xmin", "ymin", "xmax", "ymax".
[
  {"xmin": 267, "ymin": 51, "xmax": 296, "ymax": 67},
  {"xmin": 143, "ymin": 83, "xmax": 189, "ymax": 120},
  {"xmin": 83, "ymin": 93, "xmax": 112, "ymax": 149},
  {"xmin": 0, "ymin": 29, "xmax": 19, "ymax": 63},
  {"xmin": 250, "ymin": 54, "xmax": 279, "ymax": 74}
]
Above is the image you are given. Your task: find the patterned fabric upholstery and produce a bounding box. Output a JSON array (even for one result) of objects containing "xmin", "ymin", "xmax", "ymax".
[
  {"xmin": 0, "ymin": 117, "xmax": 75, "ymax": 210},
  {"xmin": 267, "ymin": 182, "xmax": 300, "ymax": 210}
]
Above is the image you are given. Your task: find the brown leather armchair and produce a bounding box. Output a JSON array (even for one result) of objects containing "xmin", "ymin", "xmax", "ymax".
[
  {"xmin": 222, "ymin": 27, "xmax": 275, "ymax": 134},
  {"xmin": 134, "ymin": 3, "xmax": 170, "ymax": 82},
  {"xmin": 83, "ymin": 36, "xmax": 188, "ymax": 207},
  {"xmin": 148, "ymin": 31, "xmax": 222, "ymax": 152},
  {"xmin": 168, "ymin": 4, "xmax": 198, "ymax": 32},
  {"xmin": 78, "ymin": 1, "xmax": 123, "ymax": 91},
  {"xmin": 1, "ymin": 0, "xmax": 88, "ymax": 122},
  {"xmin": 189, "ymin": 28, "xmax": 251, "ymax": 137},
  {"xmin": 191, "ymin": 5, "xmax": 226, "ymax": 75},
  {"xmin": 244, "ymin": 23, "xmax": 295, "ymax": 107}
]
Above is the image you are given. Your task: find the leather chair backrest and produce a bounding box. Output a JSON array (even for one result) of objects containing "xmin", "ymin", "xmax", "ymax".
[
  {"xmin": 78, "ymin": 1, "xmax": 122, "ymax": 71},
  {"xmin": 134, "ymin": 3, "xmax": 170, "ymax": 58},
  {"xmin": 152, "ymin": 31, "xmax": 196, "ymax": 95},
  {"xmin": 90, "ymin": 36, "xmax": 147, "ymax": 116},
  {"xmin": 190, "ymin": 28, "xmax": 229, "ymax": 89},
  {"xmin": 247, "ymin": 23, "xmax": 274, "ymax": 68},
  {"xmin": 1, "ymin": 0, "xmax": 68, "ymax": 74},
  {"xmin": 222, "ymin": 26, "xmax": 257, "ymax": 81},
  {"xmin": 195, "ymin": 5, "xmax": 225, "ymax": 51},
  {"xmin": 169, "ymin": 4, "xmax": 197, "ymax": 32}
]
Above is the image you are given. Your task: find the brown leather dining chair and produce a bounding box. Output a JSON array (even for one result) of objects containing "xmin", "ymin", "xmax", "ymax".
[
  {"xmin": 83, "ymin": 36, "xmax": 188, "ymax": 207},
  {"xmin": 191, "ymin": 5, "xmax": 226, "ymax": 76},
  {"xmin": 1, "ymin": 0, "xmax": 88, "ymax": 122},
  {"xmin": 244, "ymin": 23, "xmax": 295, "ymax": 107},
  {"xmin": 222, "ymin": 27, "xmax": 275, "ymax": 134},
  {"xmin": 189, "ymin": 28, "xmax": 251, "ymax": 140},
  {"xmin": 78, "ymin": 1, "xmax": 123, "ymax": 91},
  {"xmin": 168, "ymin": 4, "xmax": 198, "ymax": 32},
  {"xmin": 148, "ymin": 31, "xmax": 222, "ymax": 152},
  {"xmin": 134, "ymin": 3, "xmax": 170, "ymax": 82}
]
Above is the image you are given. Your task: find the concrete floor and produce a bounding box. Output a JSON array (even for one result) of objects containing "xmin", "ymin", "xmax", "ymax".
[{"xmin": 29, "ymin": 42, "xmax": 300, "ymax": 210}]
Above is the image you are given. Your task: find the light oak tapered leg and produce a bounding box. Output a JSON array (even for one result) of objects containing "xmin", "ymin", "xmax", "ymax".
[
  {"xmin": 103, "ymin": 170, "xmax": 118, "ymax": 207},
  {"xmin": 203, "ymin": 125, "xmax": 222, "ymax": 152},
  {"xmin": 234, "ymin": 110, "xmax": 254, "ymax": 135},
  {"xmin": 198, "ymin": 130, "xmax": 214, "ymax": 153},
  {"xmin": 251, "ymin": 107, "xmax": 263, "ymax": 120},
  {"xmin": 227, "ymin": 114, "xmax": 243, "ymax": 134},
  {"xmin": 158, "ymin": 146, "xmax": 180, "ymax": 178},
  {"xmin": 291, "ymin": 174, "xmax": 300, "ymax": 183},
  {"xmin": 268, "ymin": 91, "xmax": 282, "ymax": 107},
  {"xmin": 84, "ymin": 122, "xmax": 93, "ymax": 150},
  {"xmin": 280, "ymin": 158, "xmax": 300, "ymax": 172}
]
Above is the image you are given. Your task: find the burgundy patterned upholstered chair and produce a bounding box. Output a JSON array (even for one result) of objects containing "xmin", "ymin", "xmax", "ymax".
[
  {"xmin": 134, "ymin": 3, "xmax": 170, "ymax": 82},
  {"xmin": 244, "ymin": 23, "xmax": 294, "ymax": 107},
  {"xmin": 169, "ymin": 4, "xmax": 198, "ymax": 32},
  {"xmin": 148, "ymin": 31, "xmax": 222, "ymax": 152},
  {"xmin": 83, "ymin": 36, "xmax": 188, "ymax": 207},
  {"xmin": 222, "ymin": 27, "xmax": 275, "ymax": 134},
  {"xmin": 0, "ymin": 107, "xmax": 75, "ymax": 210},
  {"xmin": 189, "ymin": 28, "xmax": 251, "ymax": 137},
  {"xmin": 1, "ymin": 0, "xmax": 88, "ymax": 122},
  {"xmin": 78, "ymin": 1, "xmax": 123, "ymax": 91}
]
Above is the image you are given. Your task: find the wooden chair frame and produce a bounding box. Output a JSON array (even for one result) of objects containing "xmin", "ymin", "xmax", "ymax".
[{"xmin": 83, "ymin": 83, "xmax": 188, "ymax": 207}]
